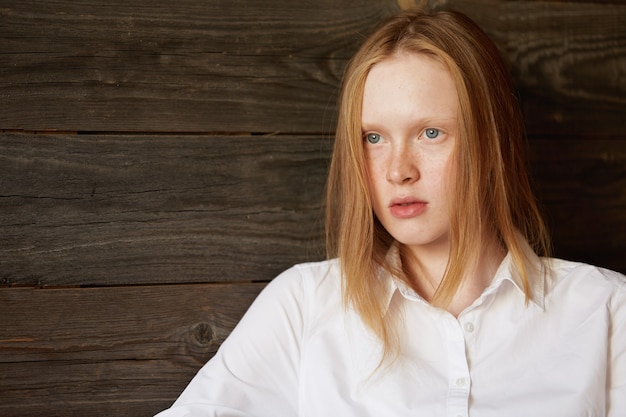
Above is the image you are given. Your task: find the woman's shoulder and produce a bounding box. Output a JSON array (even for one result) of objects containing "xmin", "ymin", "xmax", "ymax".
[
  {"xmin": 291, "ymin": 258, "xmax": 341, "ymax": 279},
  {"xmin": 545, "ymin": 257, "xmax": 625, "ymax": 305},
  {"xmin": 547, "ymin": 258, "xmax": 625, "ymax": 285},
  {"xmin": 262, "ymin": 258, "xmax": 342, "ymax": 302},
  {"xmin": 274, "ymin": 258, "xmax": 342, "ymax": 292}
]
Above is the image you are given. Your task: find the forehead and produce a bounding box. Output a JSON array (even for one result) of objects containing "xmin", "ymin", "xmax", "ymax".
[{"xmin": 361, "ymin": 52, "xmax": 458, "ymax": 126}]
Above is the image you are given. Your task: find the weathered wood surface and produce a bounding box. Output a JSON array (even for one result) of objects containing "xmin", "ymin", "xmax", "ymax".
[
  {"xmin": 0, "ymin": 0, "xmax": 399, "ymax": 133},
  {"xmin": 449, "ymin": 0, "xmax": 626, "ymax": 136},
  {"xmin": 0, "ymin": 132, "xmax": 331, "ymax": 286},
  {"xmin": 0, "ymin": 283, "xmax": 266, "ymax": 417},
  {"xmin": 1, "ymin": 0, "xmax": 624, "ymax": 136},
  {"xmin": 1, "ymin": 0, "xmax": 626, "ymax": 416},
  {"xmin": 529, "ymin": 137, "xmax": 626, "ymax": 272},
  {"xmin": 2, "ymin": 132, "xmax": 624, "ymax": 290}
]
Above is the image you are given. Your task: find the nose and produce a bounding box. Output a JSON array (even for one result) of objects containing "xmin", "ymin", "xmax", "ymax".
[{"xmin": 386, "ymin": 144, "xmax": 419, "ymax": 184}]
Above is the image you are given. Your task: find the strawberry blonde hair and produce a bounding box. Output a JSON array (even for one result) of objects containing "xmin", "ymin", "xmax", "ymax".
[{"xmin": 325, "ymin": 9, "xmax": 549, "ymax": 361}]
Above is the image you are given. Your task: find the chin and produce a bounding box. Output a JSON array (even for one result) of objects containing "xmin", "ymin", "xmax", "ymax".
[{"xmin": 391, "ymin": 231, "xmax": 450, "ymax": 252}]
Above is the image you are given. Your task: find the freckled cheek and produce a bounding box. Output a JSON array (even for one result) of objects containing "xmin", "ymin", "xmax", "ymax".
[
  {"xmin": 435, "ymin": 161, "xmax": 457, "ymax": 214},
  {"xmin": 441, "ymin": 158, "xmax": 457, "ymax": 190},
  {"xmin": 420, "ymin": 158, "xmax": 455, "ymax": 196},
  {"xmin": 366, "ymin": 156, "xmax": 386, "ymax": 181},
  {"xmin": 365, "ymin": 155, "xmax": 387, "ymax": 210}
]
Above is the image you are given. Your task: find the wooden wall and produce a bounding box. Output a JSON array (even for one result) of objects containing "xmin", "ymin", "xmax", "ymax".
[{"xmin": 1, "ymin": 0, "xmax": 624, "ymax": 415}]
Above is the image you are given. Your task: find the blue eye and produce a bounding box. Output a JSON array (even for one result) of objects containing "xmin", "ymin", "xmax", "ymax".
[
  {"xmin": 364, "ymin": 133, "xmax": 382, "ymax": 144},
  {"xmin": 424, "ymin": 128, "xmax": 440, "ymax": 139}
]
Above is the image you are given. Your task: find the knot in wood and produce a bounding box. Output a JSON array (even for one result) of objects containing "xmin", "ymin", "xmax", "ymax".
[{"xmin": 191, "ymin": 322, "xmax": 214, "ymax": 347}]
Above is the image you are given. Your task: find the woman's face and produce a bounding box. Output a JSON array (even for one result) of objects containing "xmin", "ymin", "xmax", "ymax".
[{"xmin": 362, "ymin": 51, "xmax": 458, "ymax": 258}]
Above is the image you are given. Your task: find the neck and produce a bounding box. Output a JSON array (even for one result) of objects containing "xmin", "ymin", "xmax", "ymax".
[{"xmin": 401, "ymin": 232, "xmax": 506, "ymax": 316}]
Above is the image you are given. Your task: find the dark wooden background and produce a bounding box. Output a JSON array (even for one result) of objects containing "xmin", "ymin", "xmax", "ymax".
[{"xmin": 1, "ymin": 0, "xmax": 624, "ymax": 415}]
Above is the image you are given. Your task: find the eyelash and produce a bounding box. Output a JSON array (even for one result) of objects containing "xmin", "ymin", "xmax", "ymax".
[{"xmin": 363, "ymin": 128, "xmax": 442, "ymax": 144}]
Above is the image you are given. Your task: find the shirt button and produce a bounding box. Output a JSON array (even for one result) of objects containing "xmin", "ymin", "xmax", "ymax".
[
  {"xmin": 464, "ymin": 322, "xmax": 475, "ymax": 333},
  {"xmin": 456, "ymin": 377, "xmax": 468, "ymax": 387}
]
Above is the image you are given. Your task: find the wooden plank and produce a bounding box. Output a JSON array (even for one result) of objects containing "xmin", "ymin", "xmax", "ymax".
[
  {"xmin": 529, "ymin": 137, "xmax": 626, "ymax": 273},
  {"xmin": 2, "ymin": 131, "xmax": 624, "ymax": 287},
  {"xmin": 0, "ymin": 0, "xmax": 400, "ymax": 133},
  {"xmin": 1, "ymin": 360, "xmax": 184, "ymax": 417},
  {"xmin": 444, "ymin": 0, "xmax": 626, "ymax": 136},
  {"xmin": 0, "ymin": 283, "xmax": 266, "ymax": 417},
  {"xmin": 2, "ymin": 0, "xmax": 624, "ymax": 136},
  {"xmin": 0, "ymin": 132, "xmax": 331, "ymax": 286}
]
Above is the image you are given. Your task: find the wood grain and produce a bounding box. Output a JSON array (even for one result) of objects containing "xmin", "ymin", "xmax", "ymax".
[
  {"xmin": 2, "ymin": 131, "xmax": 624, "ymax": 290},
  {"xmin": 0, "ymin": 283, "xmax": 266, "ymax": 417},
  {"xmin": 3, "ymin": 0, "xmax": 624, "ymax": 135},
  {"xmin": 529, "ymin": 137, "xmax": 626, "ymax": 272},
  {"xmin": 444, "ymin": 0, "xmax": 626, "ymax": 136},
  {"xmin": 0, "ymin": 132, "xmax": 331, "ymax": 286},
  {"xmin": 1, "ymin": 2, "xmax": 625, "ymax": 417},
  {"xmin": 0, "ymin": 0, "xmax": 400, "ymax": 133}
]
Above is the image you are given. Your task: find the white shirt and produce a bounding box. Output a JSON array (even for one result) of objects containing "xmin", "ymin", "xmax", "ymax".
[{"xmin": 156, "ymin": 247, "xmax": 626, "ymax": 417}]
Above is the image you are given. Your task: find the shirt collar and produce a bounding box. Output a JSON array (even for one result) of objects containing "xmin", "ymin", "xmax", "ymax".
[
  {"xmin": 492, "ymin": 238, "xmax": 546, "ymax": 310},
  {"xmin": 380, "ymin": 238, "xmax": 546, "ymax": 312}
]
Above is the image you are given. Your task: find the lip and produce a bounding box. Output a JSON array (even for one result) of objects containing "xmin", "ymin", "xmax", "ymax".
[{"xmin": 389, "ymin": 197, "xmax": 427, "ymax": 218}]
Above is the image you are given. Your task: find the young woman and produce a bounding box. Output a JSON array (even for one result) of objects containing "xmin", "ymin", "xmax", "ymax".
[{"xmin": 157, "ymin": 9, "xmax": 625, "ymax": 417}]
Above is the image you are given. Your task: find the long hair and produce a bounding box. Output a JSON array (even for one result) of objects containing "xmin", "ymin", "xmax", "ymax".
[{"xmin": 325, "ymin": 9, "xmax": 550, "ymax": 361}]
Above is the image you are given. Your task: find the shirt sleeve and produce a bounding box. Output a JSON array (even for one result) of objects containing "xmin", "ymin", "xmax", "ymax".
[
  {"xmin": 155, "ymin": 265, "xmax": 307, "ymax": 417},
  {"xmin": 608, "ymin": 272, "xmax": 626, "ymax": 416}
]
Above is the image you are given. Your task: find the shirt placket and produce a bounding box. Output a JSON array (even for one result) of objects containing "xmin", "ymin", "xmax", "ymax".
[{"xmin": 442, "ymin": 315, "xmax": 470, "ymax": 417}]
